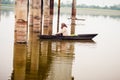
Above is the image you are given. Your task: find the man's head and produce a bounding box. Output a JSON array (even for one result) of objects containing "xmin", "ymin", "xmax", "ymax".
[{"xmin": 61, "ymin": 23, "xmax": 67, "ymax": 29}]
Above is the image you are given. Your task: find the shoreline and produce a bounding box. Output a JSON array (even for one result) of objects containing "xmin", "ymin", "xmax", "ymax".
[
  {"xmin": 54, "ymin": 7, "xmax": 120, "ymax": 16},
  {"xmin": 1, "ymin": 5, "xmax": 120, "ymax": 16}
]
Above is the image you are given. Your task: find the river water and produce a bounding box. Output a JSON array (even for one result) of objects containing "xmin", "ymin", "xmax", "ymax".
[{"xmin": 0, "ymin": 8, "xmax": 120, "ymax": 80}]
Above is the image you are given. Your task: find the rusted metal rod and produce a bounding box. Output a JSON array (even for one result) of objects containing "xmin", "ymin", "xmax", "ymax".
[
  {"xmin": 57, "ymin": 0, "xmax": 60, "ymax": 32},
  {"xmin": 40, "ymin": 0, "xmax": 43, "ymax": 35}
]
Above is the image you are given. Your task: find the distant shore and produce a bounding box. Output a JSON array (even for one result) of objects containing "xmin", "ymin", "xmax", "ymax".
[
  {"xmin": 54, "ymin": 7, "xmax": 120, "ymax": 16},
  {"xmin": 0, "ymin": 4, "xmax": 14, "ymax": 10},
  {"xmin": 1, "ymin": 4, "xmax": 120, "ymax": 16}
]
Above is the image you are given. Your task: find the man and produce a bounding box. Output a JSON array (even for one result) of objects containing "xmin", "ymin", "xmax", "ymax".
[{"xmin": 56, "ymin": 23, "xmax": 68, "ymax": 36}]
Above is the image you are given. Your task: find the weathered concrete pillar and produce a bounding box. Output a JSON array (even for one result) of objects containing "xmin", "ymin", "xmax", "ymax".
[
  {"xmin": 71, "ymin": 19, "xmax": 75, "ymax": 34},
  {"xmin": 43, "ymin": 0, "xmax": 50, "ymax": 35},
  {"xmin": 32, "ymin": 0, "xmax": 42, "ymax": 33},
  {"xmin": 50, "ymin": 0, "xmax": 54, "ymax": 17},
  {"xmin": 15, "ymin": 0, "xmax": 29, "ymax": 43},
  {"xmin": 71, "ymin": 0, "xmax": 76, "ymax": 18},
  {"xmin": 29, "ymin": 0, "xmax": 33, "ymax": 26},
  {"xmin": 49, "ymin": 0, "xmax": 54, "ymax": 35},
  {"xmin": 71, "ymin": 0, "xmax": 76, "ymax": 34}
]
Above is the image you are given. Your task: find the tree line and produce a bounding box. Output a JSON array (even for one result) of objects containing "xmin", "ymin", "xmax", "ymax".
[
  {"xmin": 1, "ymin": 0, "xmax": 14, "ymax": 4},
  {"xmin": 76, "ymin": 4, "xmax": 120, "ymax": 10},
  {"xmin": 1, "ymin": 1, "xmax": 120, "ymax": 10},
  {"xmin": 54, "ymin": 2, "xmax": 120, "ymax": 10}
]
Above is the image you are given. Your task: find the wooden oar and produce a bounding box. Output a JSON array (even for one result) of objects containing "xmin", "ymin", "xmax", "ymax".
[{"xmin": 68, "ymin": 18, "xmax": 85, "ymax": 21}]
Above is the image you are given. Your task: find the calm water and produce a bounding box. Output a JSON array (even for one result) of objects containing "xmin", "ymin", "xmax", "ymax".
[{"xmin": 0, "ymin": 9, "xmax": 120, "ymax": 80}]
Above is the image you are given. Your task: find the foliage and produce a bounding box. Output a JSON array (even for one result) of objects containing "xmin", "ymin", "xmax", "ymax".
[
  {"xmin": 54, "ymin": 2, "xmax": 120, "ymax": 10},
  {"xmin": 1, "ymin": 0, "xmax": 14, "ymax": 4},
  {"xmin": 76, "ymin": 4, "xmax": 120, "ymax": 10}
]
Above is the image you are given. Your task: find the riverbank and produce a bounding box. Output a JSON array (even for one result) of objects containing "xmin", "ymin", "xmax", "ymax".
[
  {"xmin": 0, "ymin": 4, "xmax": 14, "ymax": 10},
  {"xmin": 54, "ymin": 7, "xmax": 120, "ymax": 16},
  {"xmin": 1, "ymin": 4, "xmax": 120, "ymax": 16}
]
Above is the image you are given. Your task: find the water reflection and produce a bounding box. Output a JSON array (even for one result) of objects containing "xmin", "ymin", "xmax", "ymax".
[
  {"xmin": 0, "ymin": 9, "xmax": 14, "ymax": 17},
  {"xmin": 55, "ymin": 10, "xmax": 120, "ymax": 20},
  {"xmin": 13, "ymin": 29, "xmax": 85, "ymax": 80},
  {"xmin": 78, "ymin": 14, "xmax": 120, "ymax": 20},
  {"xmin": 12, "ymin": 36, "xmax": 95, "ymax": 80},
  {"xmin": 12, "ymin": 44, "xmax": 27, "ymax": 80},
  {"xmin": 13, "ymin": 25, "xmax": 95, "ymax": 80}
]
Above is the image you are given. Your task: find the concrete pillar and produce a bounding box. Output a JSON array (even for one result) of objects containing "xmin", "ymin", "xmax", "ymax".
[
  {"xmin": 29, "ymin": 0, "xmax": 33, "ymax": 26},
  {"xmin": 71, "ymin": 0, "xmax": 76, "ymax": 18},
  {"xmin": 32, "ymin": 0, "xmax": 42, "ymax": 33},
  {"xmin": 71, "ymin": 19, "xmax": 75, "ymax": 34},
  {"xmin": 71, "ymin": 0, "xmax": 76, "ymax": 34},
  {"xmin": 43, "ymin": 0, "xmax": 50, "ymax": 35},
  {"xmin": 49, "ymin": 0, "xmax": 54, "ymax": 35},
  {"xmin": 15, "ymin": 0, "xmax": 29, "ymax": 43}
]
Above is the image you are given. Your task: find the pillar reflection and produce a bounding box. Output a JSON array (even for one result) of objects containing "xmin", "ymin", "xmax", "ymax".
[
  {"xmin": 12, "ymin": 43, "xmax": 27, "ymax": 80},
  {"xmin": 41, "ymin": 40, "xmax": 75, "ymax": 80},
  {"xmin": 12, "ymin": 37, "xmax": 75, "ymax": 80}
]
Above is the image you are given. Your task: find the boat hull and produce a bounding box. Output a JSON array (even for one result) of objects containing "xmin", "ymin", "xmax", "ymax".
[{"xmin": 39, "ymin": 34, "xmax": 97, "ymax": 40}]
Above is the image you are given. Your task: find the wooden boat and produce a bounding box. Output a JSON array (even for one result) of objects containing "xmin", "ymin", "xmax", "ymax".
[{"xmin": 39, "ymin": 34, "xmax": 98, "ymax": 40}]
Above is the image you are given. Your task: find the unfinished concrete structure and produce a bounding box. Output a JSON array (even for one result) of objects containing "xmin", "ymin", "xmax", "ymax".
[{"xmin": 15, "ymin": 0, "xmax": 76, "ymax": 43}]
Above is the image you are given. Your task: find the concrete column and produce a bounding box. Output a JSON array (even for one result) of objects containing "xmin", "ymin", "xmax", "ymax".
[
  {"xmin": 71, "ymin": 0, "xmax": 76, "ymax": 34},
  {"xmin": 71, "ymin": 0, "xmax": 76, "ymax": 18},
  {"xmin": 71, "ymin": 19, "xmax": 75, "ymax": 34},
  {"xmin": 29, "ymin": 0, "xmax": 33, "ymax": 26},
  {"xmin": 15, "ymin": 0, "xmax": 29, "ymax": 43},
  {"xmin": 49, "ymin": 0, "xmax": 54, "ymax": 35},
  {"xmin": 32, "ymin": 0, "xmax": 42, "ymax": 33},
  {"xmin": 43, "ymin": 0, "xmax": 50, "ymax": 35}
]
